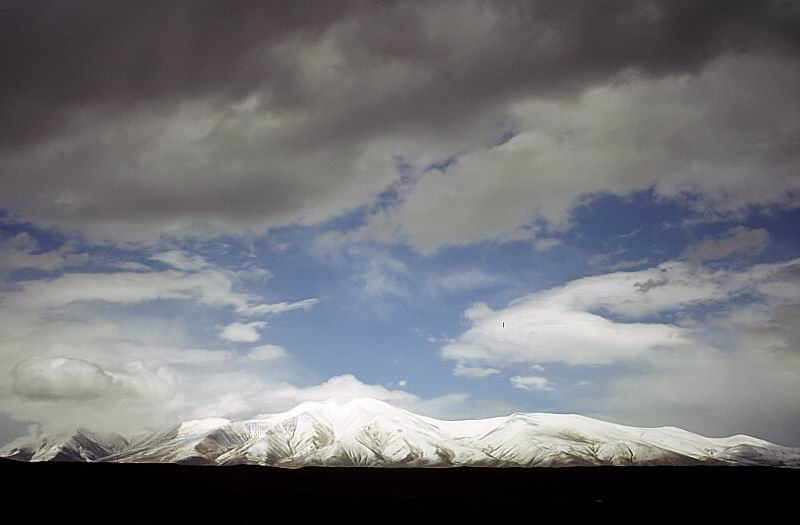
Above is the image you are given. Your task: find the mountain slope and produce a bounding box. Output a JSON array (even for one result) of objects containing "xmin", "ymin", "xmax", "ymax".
[
  {"xmin": 3, "ymin": 398, "xmax": 798, "ymax": 467},
  {"xmin": 1, "ymin": 428, "xmax": 128, "ymax": 462}
]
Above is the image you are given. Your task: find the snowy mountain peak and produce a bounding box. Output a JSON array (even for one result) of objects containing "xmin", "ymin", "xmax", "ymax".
[
  {"xmin": 0, "ymin": 427, "xmax": 128, "ymax": 462},
  {"xmin": 4, "ymin": 398, "xmax": 799, "ymax": 468}
]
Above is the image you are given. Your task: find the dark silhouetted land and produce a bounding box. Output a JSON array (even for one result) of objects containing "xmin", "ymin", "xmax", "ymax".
[{"xmin": 3, "ymin": 458, "xmax": 796, "ymax": 521}]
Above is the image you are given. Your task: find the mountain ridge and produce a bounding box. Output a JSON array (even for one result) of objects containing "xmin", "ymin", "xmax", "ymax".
[{"xmin": 3, "ymin": 397, "xmax": 798, "ymax": 467}]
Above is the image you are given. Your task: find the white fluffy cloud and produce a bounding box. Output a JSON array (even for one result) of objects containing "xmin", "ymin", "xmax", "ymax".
[
  {"xmin": 9, "ymin": 356, "xmax": 179, "ymax": 404},
  {"xmin": 189, "ymin": 373, "xmax": 487, "ymax": 427},
  {"xmin": 0, "ymin": 246, "xmax": 330, "ymax": 439},
  {"xmin": 0, "ymin": 241, "xmax": 501, "ymax": 441},
  {"xmin": 219, "ymin": 321, "xmax": 267, "ymax": 343},
  {"xmin": 510, "ymin": 375, "xmax": 553, "ymax": 391},
  {"xmin": 247, "ymin": 344, "xmax": 288, "ymax": 361},
  {"xmin": 453, "ymin": 363, "xmax": 501, "ymax": 378},
  {"xmin": 9, "ymin": 269, "xmax": 251, "ymax": 311},
  {"xmin": 11, "ymin": 357, "xmax": 113, "ymax": 401},
  {"xmin": 3, "ymin": 253, "xmax": 317, "ymax": 320},
  {"xmin": 274, "ymin": 374, "xmax": 418, "ymax": 405},
  {"xmin": 443, "ymin": 258, "xmax": 800, "ymax": 369}
]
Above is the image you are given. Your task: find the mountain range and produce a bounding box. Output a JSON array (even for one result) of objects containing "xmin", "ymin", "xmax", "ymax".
[{"xmin": 3, "ymin": 398, "xmax": 798, "ymax": 467}]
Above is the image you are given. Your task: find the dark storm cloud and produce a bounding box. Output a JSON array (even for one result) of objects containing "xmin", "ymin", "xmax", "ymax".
[
  {"xmin": 1, "ymin": 0, "xmax": 798, "ymax": 240},
  {"xmin": 2, "ymin": 0, "xmax": 797, "ymax": 146},
  {"xmin": 0, "ymin": 1, "xmax": 349, "ymax": 146}
]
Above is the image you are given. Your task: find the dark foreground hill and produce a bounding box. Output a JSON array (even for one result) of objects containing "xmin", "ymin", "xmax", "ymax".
[{"xmin": 2, "ymin": 458, "xmax": 797, "ymax": 521}]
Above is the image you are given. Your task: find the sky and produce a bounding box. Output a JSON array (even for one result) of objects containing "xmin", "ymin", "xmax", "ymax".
[{"xmin": 1, "ymin": 0, "xmax": 799, "ymax": 447}]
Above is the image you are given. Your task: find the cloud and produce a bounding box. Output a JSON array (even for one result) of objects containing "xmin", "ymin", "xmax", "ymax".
[
  {"xmin": 588, "ymin": 249, "xmax": 649, "ymax": 272},
  {"xmin": 591, "ymin": 325, "xmax": 800, "ymax": 445},
  {"xmin": 9, "ymin": 355, "xmax": 183, "ymax": 405},
  {"xmin": 240, "ymin": 298, "xmax": 319, "ymax": 316},
  {"xmin": 683, "ymin": 226, "xmax": 770, "ymax": 262},
  {"xmin": 453, "ymin": 363, "xmax": 501, "ymax": 378},
  {"xmin": 150, "ymin": 250, "xmax": 211, "ymax": 271},
  {"xmin": 283, "ymin": 374, "xmax": 418, "ymax": 404},
  {"xmin": 4, "ymin": 264, "xmax": 317, "ymax": 320},
  {"xmin": 108, "ymin": 362, "xmax": 180, "ymax": 401},
  {"xmin": 0, "ymin": 243, "xmax": 328, "ymax": 438},
  {"xmin": 113, "ymin": 261, "xmax": 153, "ymax": 272},
  {"xmin": 325, "ymin": 247, "xmax": 413, "ymax": 300},
  {"xmin": 219, "ymin": 321, "xmax": 267, "ymax": 343},
  {"xmin": 443, "ymin": 309, "xmax": 686, "ymax": 367},
  {"xmin": 605, "ymin": 258, "xmax": 650, "ymax": 272},
  {"xmin": 442, "ymin": 257, "xmax": 800, "ymax": 368},
  {"xmin": 439, "ymin": 256, "xmax": 800, "ymax": 444},
  {"xmin": 255, "ymin": 375, "xmax": 486, "ymax": 421},
  {"xmin": 354, "ymin": 55, "xmax": 800, "ymax": 253},
  {"xmin": 8, "ymin": 269, "xmax": 253, "ymax": 311},
  {"xmin": 533, "ymin": 238, "xmax": 561, "ymax": 252},
  {"xmin": 0, "ymin": 232, "xmax": 88, "ymax": 271},
  {"xmin": 11, "ymin": 357, "xmax": 113, "ymax": 401},
  {"xmin": 438, "ymin": 269, "xmax": 503, "ymax": 292},
  {"xmin": 234, "ymin": 264, "xmax": 273, "ymax": 281},
  {"xmin": 1, "ymin": 2, "xmax": 797, "ymax": 243},
  {"xmin": 510, "ymin": 375, "xmax": 554, "ymax": 391},
  {"xmin": 214, "ymin": 374, "xmax": 473, "ymax": 421},
  {"xmin": 441, "ymin": 277, "xmax": 691, "ymax": 367},
  {"xmin": 1, "ymin": 344, "xmax": 510, "ymax": 440},
  {"xmin": 634, "ymin": 276, "xmax": 670, "ymax": 294},
  {"xmin": 246, "ymin": 344, "xmax": 288, "ymax": 361},
  {"xmin": 736, "ymin": 303, "xmax": 800, "ymax": 358}
]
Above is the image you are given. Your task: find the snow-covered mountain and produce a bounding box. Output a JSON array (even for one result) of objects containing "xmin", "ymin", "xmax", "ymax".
[
  {"xmin": 1, "ymin": 428, "xmax": 128, "ymax": 462},
  {"xmin": 3, "ymin": 398, "xmax": 798, "ymax": 467}
]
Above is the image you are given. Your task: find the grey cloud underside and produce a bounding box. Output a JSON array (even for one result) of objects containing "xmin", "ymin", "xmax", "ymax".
[
  {"xmin": 4, "ymin": 0, "xmax": 797, "ymax": 144},
  {"xmin": 11, "ymin": 357, "xmax": 113, "ymax": 401},
  {"xmin": 1, "ymin": 1, "xmax": 799, "ymax": 240},
  {"xmin": 683, "ymin": 227, "xmax": 770, "ymax": 262}
]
